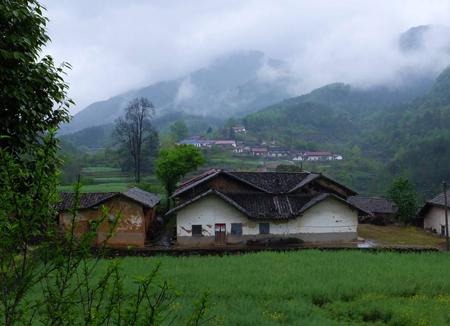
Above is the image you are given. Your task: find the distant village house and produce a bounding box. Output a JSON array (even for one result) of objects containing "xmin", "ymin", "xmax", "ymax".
[
  {"xmin": 232, "ymin": 126, "xmax": 246, "ymax": 134},
  {"xmin": 250, "ymin": 147, "xmax": 268, "ymax": 156},
  {"xmin": 178, "ymin": 137, "xmax": 235, "ymax": 149},
  {"xmin": 293, "ymin": 152, "xmax": 343, "ymax": 161}
]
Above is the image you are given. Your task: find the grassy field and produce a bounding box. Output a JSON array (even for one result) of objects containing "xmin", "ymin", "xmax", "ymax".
[
  {"xmin": 91, "ymin": 251, "xmax": 450, "ymax": 325},
  {"xmin": 359, "ymin": 224, "xmax": 445, "ymax": 248},
  {"xmin": 58, "ymin": 182, "xmax": 131, "ymax": 192}
]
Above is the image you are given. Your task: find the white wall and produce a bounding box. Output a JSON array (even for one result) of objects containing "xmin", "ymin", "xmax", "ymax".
[
  {"xmin": 176, "ymin": 194, "xmax": 358, "ymax": 237},
  {"xmin": 424, "ymin": 206, "xmax": 449, "ymax": 235},
  {"xmin": 176, "ymin": 195, "xmax": 259, "ymax": 237}
]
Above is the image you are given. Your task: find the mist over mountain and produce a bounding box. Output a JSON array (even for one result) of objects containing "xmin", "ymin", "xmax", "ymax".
[
  {"xmin": 61, "ymin": 25, "xmax": 450, "ymax": 137},
  {"xmin": 60, "ymin": 51, "xmax": 294, "ymax": 134}
]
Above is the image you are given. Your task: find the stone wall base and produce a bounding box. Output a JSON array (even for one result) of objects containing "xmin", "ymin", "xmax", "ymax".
[{"xmin": 177, "ymin": 232, "xmax": 357, "ymax": 246}]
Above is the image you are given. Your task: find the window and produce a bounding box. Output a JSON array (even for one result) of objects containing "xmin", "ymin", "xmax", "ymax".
[
  {"xmin": 231, "ymin": 223, "xmax": 242, "ymax": 235},
  {"xmin": 259, "ymin": 223, "xmax": 270, "ymax": 234},
  {"xmin": 192, "ymin": 225, "xmax": 202, "ymax": 237}
]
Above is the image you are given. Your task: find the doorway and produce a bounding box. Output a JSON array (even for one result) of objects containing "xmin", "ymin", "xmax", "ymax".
[{"xmin": 215, "ymin": 223, "xmax": 226, "ymax": 244}]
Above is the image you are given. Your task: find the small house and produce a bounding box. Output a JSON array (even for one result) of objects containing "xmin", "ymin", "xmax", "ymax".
[
  {"xmin": 251, "ymin": 147, "xmax": 268, "ymax": 156},
  {"xmin": 348, "ymin": 196, "xmax": 397, "ymax": 225},
  {"xmin": 57, "ymin": 187, "xmax": 160, "ymax": 248},
  {"xmin": 267, "ymin": 147, "xmax": 290, "ymax": 158},
  {"xmin": 418, "ymin": 191, "xmax": 450, "ymax": 236},
  {"xmin": 213, "ymin": 140, "xmax": 236, "ymax": 148},
  {"xmin": 167, "ymin": 170, "xmax": 367, "ymax": 246},
  {"xmin": 232, "ymin": 126, "xmax": 246, "ymax": 134},
  {"xmin": 303, "ymin": 151, "xmax": 334, "ymax": 161}
]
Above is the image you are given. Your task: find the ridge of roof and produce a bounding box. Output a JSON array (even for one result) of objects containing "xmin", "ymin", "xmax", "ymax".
[
  {"xmin": 167, "ymin": 190, "xmax": 368, "ymax": 219},
  {"xmin": 57, "ymin": 187, "xmax": 160, "ymax": 211},
  {"xmin": 166, "ymin": 189, "xmax": 252, "ymax": 217},
  {"xmin": 348, "ymin": 196, "xmax": 397, "ymax": 214},
  {"xmin": 172, "ymin": 170, "xmax": 357, "ymax": 198}
]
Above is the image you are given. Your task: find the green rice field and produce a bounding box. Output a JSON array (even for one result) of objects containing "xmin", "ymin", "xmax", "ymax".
[
  {"xmin": 57, "ymin": 182, "xmax": 130, "ymax": 192},
  {"xmin": 95, "ymin": 251, "xmax": 450, "ymax": 325}
]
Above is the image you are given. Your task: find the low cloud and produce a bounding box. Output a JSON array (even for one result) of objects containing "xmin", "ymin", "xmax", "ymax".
[
  {"xmin": 175, "ymin": 77, "xmax": 197, "ymax": 103},
  {"xmin": 42, "ymin": 0, "xmax": 450, "ymax": 113}
]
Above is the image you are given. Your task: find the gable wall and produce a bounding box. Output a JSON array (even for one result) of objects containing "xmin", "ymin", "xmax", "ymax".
[
  {"xmin": 313, "ymin": 178, "xmax": 350, "ymax": 198},
  {"xmin": 291, "ymin": 197, "xmax": 358, "ymax": 234},
  {"xmin": 424, "ymin": 206, "xmax": 449, "ymax": 235},
  {"xmin": 59, "ymin": 196, "xmax": 151, "ymax": 248},
  {"xmin": 176, "ymin": 195, "xmax": 258, "ymax": 238},
  {"xmin": 177, "ymin": 174, "xmax": 259, "ymax": 204}
]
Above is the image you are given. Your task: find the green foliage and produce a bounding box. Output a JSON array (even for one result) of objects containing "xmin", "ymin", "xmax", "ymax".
[
  {"xmin": 275, "ymin": 164, "xmax": 303, "ymax": 172},
  {"xmin": 387, "ymin": 177, "xmax": 419, "ymax": 224},
  {"xmin": 170, "ymin": 120, "xmax": 189, "ymax": 141},
  {"xmin": 0, "ymin": 0, "xmax": 72, "ymax": 150},
  {"xmin": 156, "ymin": 145, "xmax": 205, "ymax": 201}
]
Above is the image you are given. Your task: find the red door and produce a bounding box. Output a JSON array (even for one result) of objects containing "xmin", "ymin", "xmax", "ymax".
[{"xmin": 215, "ymin": 224, "xmax": 226, "ymax": 244}]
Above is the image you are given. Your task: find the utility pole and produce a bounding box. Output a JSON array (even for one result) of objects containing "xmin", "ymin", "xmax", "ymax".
[{"xmin": 443, "ymin": 181, "xmax": 449, "ymax": 251}]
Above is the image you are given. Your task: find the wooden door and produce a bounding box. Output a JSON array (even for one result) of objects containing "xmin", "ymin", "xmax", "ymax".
[{"xmin": 215, "ymin": 224, "xmax": 226, "ymax": 244}]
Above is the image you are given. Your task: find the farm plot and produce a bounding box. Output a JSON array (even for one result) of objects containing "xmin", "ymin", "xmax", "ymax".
[{"xmin": 94, "ymin": 250, "xmax": 450, "ymax": 325}]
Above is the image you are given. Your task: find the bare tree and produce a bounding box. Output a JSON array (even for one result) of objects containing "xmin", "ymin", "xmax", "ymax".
[{"xmin": 115, "ymin": 97, "xmax": 156, "ymax": 183}]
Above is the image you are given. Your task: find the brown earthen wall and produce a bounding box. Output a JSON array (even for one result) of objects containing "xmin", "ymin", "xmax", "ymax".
[{"xmin": 59, "ymin": 196, "xmax": 156, "ymax": 248}]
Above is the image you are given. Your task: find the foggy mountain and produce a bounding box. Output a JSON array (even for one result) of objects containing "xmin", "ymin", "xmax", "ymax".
[
  {"xmin": 61, "ymin": 25, "xmax": 450, "ymax": 136},
  {"xmin": 60, "ymin": 51, "xmax": 294, "ymax": 134}
]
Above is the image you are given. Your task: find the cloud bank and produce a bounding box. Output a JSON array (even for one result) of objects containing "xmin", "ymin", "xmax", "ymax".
[{"xmin": 42, "ymin": 0, "xmax": 450, "ymax": 113}]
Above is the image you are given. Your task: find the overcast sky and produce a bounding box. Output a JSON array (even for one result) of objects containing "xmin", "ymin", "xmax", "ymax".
[{"xmin": 42, "ymin": 0, "xmax": 450, "ymax": 113}]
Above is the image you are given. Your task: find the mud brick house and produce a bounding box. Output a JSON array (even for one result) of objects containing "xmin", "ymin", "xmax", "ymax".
[
  {"xmin": 348, "ymin": 196, "xmax": 397, "ymax": 225},
  {"xmin": 418, "ymin": 190, "xmax": 450, "ymax": 236},
  {"xmin": 57, "ymin": 187, "xmax": 160, "ymax": 248},
  {"xmin": 167, "ymin": 169, "xmax": 368, "ymax": 246}
]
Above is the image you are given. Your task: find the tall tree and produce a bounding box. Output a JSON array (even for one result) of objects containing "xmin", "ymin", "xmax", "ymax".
[
  {"xmin": 156, "ymin": 145, "xmax": 205, "ymax": 207},
  {"xmin": 387, "ymin": 176, "xmax": 419, "ymax": 224},
  {"xmin": 115, "ymin": 97, "xmax": 158, "ymax": 183}
]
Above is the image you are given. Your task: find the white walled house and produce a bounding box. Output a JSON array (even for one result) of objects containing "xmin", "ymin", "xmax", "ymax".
[
  {"xmin": 167, "ymin": 170, "xmax": 366, "ymax": 246},
  {"xmin": 418, "ymin": 191, "xmax": 450, "ymax": 236}
]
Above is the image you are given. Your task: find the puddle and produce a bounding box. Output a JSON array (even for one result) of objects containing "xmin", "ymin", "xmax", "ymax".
[{"xmin": 357, "ymin": 240, "xmax": 377, "ymax": 248}]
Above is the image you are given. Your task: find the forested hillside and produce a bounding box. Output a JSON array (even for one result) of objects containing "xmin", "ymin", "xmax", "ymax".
[
  {"xmin": 243, "ymin": 78, "xmax": 432, "ymax": 145},
  {"xmin": 370, "ymin": 66, "xmax": 450, "ymax": 197},
  {"xmin": 242, "ymin": 66, "xmax": 450, "ymax": 197}
]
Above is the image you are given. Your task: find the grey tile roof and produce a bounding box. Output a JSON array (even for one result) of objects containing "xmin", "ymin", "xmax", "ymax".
[
  {"xmin": 417, "ymin": 190, "xmax": 450, "ymax": 217},
  {"xmin": 428, "ymin": 190, "xmax": 450, "ymax": 207},
  {"xmin": 123, "ymin": 187, "xmax": 160, "ymax": 208},
  {"xmin": 167, "ymin": 190, "xmax": 367, "ymax": 220},
  {"xmin": 173, "ymin": 170, "xmax": 336, "ymax": 196},
  {"xmin": 57, "ymin": 187, "xmax": 160, "ymax": 211},
  {"xmin": 348, "ymin": 196, "xmax": 397, "ymax": 214},
  {"xmin": 225, "ymin": 192, "xmax": 316, "ymax": 219},
  {"xmin": 226, "ymin": 171, "xmax": 313, "ymax": 194},
  {"xmin": 56, "ymin": 192, "xmax": 118, "ymax": 210}
]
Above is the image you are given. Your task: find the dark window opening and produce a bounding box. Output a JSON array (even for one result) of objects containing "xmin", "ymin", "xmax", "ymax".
[
  {"xmin": 231, "ymin": 223, "xmax": 242, "ymax": 235},
  {"xmin": 192, "ymin": 225, "xmax": 202, "ymax": 237},
  {"xmin": 259, "ymin": 223, "xmax": 270, "ymax": 234}
]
